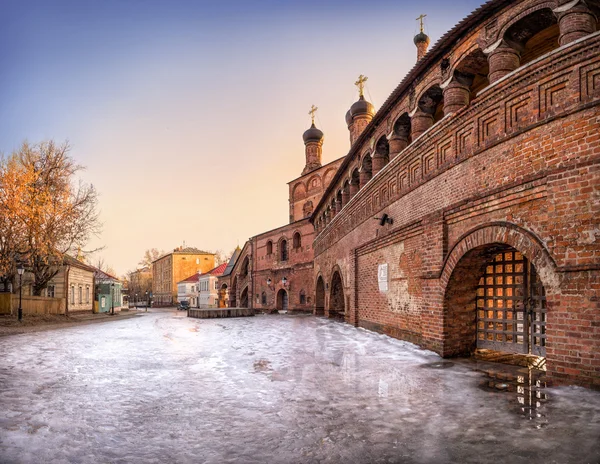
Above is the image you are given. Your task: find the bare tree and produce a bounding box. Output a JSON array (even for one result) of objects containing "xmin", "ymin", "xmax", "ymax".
[
  {"xmin": 0, "ymin": 141, "xmax": 101, "ymax": 295},
  {"xmin": 212, "ymin": 249, "xmax": 235, "ymax": 266},
  {"xmin": 138, "ymin": 248, "xmax": 164, "ymax": 268}
]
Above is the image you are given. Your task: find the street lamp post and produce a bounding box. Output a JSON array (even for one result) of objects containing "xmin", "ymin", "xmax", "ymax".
[
  {"xmin": 111, "ymin": 283, "xmax": 115, "ymax": 315},
  {"xmin": 145, "ymin": 291, "xmax": 148, "ymax": 312},
  {"xmin": 17, "ymin": 263, "xmax": 24, "ymax": 321},
  {"xmin": 135, "ymin": 293, "xmax": 138, "ymax": 308}
]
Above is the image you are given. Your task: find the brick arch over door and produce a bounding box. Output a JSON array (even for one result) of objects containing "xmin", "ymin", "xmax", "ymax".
[
  {"xmin": 440, "ymin": 222, "xmax": 560, "ymax": 358},
  {"xmin": 441, "ymin": 222, "xmax": 559, "ymax": 289},
  {"xmin": 328, "ymin": 265, "xmax": 346, "ymax": 322}
]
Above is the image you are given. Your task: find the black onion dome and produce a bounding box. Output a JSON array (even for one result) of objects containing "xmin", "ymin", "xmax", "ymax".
[
  {"xmin": 350, "ymin": 95, "xmax": 375, "ymax": 118},
  {"xmin": 414, "ymin": 32, "xmax": 430, "ymax": 45},
  {"xmin": 345, "ymin": 109, "xmax": 353, "ymax": 126},
  {"xmin": 303, "ymin": 123, "xmax": 324, "ymax": 143}
]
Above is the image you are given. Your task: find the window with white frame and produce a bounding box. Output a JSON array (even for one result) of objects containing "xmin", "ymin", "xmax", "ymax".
[
  {"xmin": 70, "ymin": 286, "xmax": 75, "ymax": 305},
  {"xmin": 47, "ymin": 285, "xmax": 55, "ymax": 298}
]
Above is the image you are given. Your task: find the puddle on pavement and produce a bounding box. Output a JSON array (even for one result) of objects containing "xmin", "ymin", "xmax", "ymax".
[
  {"xmin": 419, "ymin": 361, "xmax": 455, "ymax": 369},
  {"xmin": 478, "ymin": 365, "xmax": 549, "ymax": 428}
]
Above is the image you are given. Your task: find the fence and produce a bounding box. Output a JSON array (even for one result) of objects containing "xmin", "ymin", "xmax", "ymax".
[{"xmin": 0, "ymin": 293, "xmax": 65, "ymax": 315}]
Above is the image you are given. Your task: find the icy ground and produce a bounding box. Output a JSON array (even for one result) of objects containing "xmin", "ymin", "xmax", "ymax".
[{"xmin": 0, "ymin": 310, "xmax": 599, "ymax": 464}]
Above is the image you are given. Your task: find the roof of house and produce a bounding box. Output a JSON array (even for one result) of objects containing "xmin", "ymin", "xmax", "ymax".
[
  {"xmin": 312, "ymin": 0, "xmax": 514, "ymax": 217},
  {"xmin": 200, "ymin": 263, "xmax": 228, "ymax": 279},
  {"xmin": 63, "ymin": 255, "xmax": 97, "ymax": 273},
  {"xmin": 152, "ymin": 247, "xmax": 215, "ymax": 263},
  {"xmin": 221, "ymin": 246, "xmax": 242, "ymax": 277},
  {"xmin": 178, "ymin": 273, "xmax": 202, "ymax": 284},
  {"xmin": 94, "ymin": 268, "xmax": 121, "ymax": 283}
]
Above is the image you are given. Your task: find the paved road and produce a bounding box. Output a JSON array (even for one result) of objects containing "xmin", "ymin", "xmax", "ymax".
[{"xmin": 1, "ymin": 309, "xmax": 599, "ymax": 463}]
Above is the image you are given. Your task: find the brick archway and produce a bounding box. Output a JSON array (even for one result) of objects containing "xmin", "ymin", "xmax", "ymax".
[
  {"xmin": 315, "ymin": 275, "xmax": 325, "ymax": 316},
  {"xmin": 329, "ymin": 267, "xmax": 345, "ymax": 321},
  {"xmin": 441, "ymin": 223, "xmax": 559, "ymax": 358}
]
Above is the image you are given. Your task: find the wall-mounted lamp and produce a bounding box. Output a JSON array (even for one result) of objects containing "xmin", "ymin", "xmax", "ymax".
[
  {"xmin": 267, "ymin": 278, "xmax": 272, "ymax": 285},
  {"xmin": 374, "ymin": 213, "xmax": 393, "ymax": 226},
  {"xmin": 282, "ymin": 277, "xmax": 288, "ymax": 286}
]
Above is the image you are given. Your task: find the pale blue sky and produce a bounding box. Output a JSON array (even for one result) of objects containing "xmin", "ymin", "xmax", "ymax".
[{"xmin": 0, "ymin": 0, "xmax": 484, "ymax": 274}]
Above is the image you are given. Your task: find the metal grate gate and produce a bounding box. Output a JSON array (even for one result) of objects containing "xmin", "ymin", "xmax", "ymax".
[{"xmin": 476, "ymin": 249, "xmax": 546, "ymax": 356}]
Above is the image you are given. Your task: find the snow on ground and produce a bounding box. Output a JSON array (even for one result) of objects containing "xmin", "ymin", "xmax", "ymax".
[{"xmin": 0, "ymin": 310, "xmax": 599, "ymax": 464}]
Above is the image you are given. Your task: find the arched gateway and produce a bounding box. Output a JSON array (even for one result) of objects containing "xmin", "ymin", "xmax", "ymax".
[
  {"xmin": 315, "ymin": 276, "xmax": 325, "ymax": 316},
  {"xmin": 329, "ymin": 271, "xmax": 345, "ymax": 321},
  {"xmin": 218, "ymin": 284, "xmax": 228, "ymax": 308},
  {"xmin": 276, "ymin": 289, "xmax": 289, "ymax": 312},
  {"xmin": 442, "ymin": 224, "xmax": 555, "ymax": 359}
]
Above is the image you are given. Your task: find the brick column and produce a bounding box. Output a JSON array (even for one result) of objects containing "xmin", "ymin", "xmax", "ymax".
[
  {"xmin": 555, "ymin": 1, "xmax": 597, "ymax": 46},
  {"xmin": 359, "ymin": 169, "xmax": 371, "ymax": 189},
  {"xmin": 388, "ymin": 134, "xmax": 409, "ymax": 160},
  {"xmin": 372, "ymin": 155, "xmax": 386, "ymax": 176},
  {"xmin": 341, "ymin": 188, "xmax": 350, "ymax": 207},
  {"xmin": 411, "ymin": 109, "xmax": 434, "ymax": 140},
  {"xmin": 443, "ymin": 80, "xmax": 470, "ymax": 115},
  {"xmin": 335, "ymin": 199, "xmax": 343, "ymax": 213},
  {"xmin": 349, "ymin": 179, "xmax": 359, "ymax": 198},
  {"xmin": 487, "ymin": 42, "xmax": 520, "ymax": 83}
]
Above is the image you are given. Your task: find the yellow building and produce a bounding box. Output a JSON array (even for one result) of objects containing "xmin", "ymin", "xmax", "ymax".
[{"xmin": 151, "ymin": 247, "xmax": 215, "ymax": 306}]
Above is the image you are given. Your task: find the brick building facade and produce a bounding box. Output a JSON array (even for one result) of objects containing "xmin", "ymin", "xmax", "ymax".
[
  {"xmin": 152, "ymin": 247, "xmax": 215, "ymax": 306},
  {"xmin": 311, "ymin": 0, "xmax": 600, "ymax": 388},
  {"xmin": 223, "ymin": 115, "xmax": 343, "ymax": 313}
]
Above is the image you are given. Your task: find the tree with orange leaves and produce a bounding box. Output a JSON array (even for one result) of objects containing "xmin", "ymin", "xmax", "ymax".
[{"xmin": 0, "ymin": 141, "xmax": 101, "ymax": 295}]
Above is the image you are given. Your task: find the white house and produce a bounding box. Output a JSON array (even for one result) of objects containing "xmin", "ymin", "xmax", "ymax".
[
  {"xmin": 177, "ymin": 272, "xmax": 200, "ymax": 307},
  {"xmin": 198, "ymin": 263, "xmax": 227, "ymax": 308}
]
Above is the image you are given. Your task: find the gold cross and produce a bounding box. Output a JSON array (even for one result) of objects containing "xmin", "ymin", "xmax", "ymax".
[
  {"xmin": 355, "ymin": 74, "xmax": 368, "ymax": 98},
  {"xmin": 416, "ymin": 14, "xmax": 427, "ymax": 33},
  {"xmin": 308, "ymin": 105, "xmax": 318, "ymax": 124}
]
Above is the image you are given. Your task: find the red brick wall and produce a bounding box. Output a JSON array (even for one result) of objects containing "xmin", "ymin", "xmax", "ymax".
[
  {"xmin": 313, "ymin": 5, "xmax": 600, "ymax": 388},
  {"xmin": 252, "ymin": 219, "xmax": 316, "ymax": 312}
]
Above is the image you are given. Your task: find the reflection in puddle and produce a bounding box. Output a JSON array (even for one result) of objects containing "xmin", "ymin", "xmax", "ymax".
[
  {"xmin": 419, "ymin": 361, "xmax": 455, "ymax": 369},
  {"xmin": 478, "ymin": 366, "xmax": 548, "ymax": 428}
]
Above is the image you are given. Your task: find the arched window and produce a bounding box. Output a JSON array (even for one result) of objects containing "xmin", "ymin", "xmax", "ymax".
[
  {"xmin": 504, "ymin": 9, "xmax": 559, "ymax": 68},
  {"xmin": 303, "ymin": 200, "xmax": 313, "ymax": 217},
  {"xmin": 280, "ymin": 240, "xmax": 288, "ymax": 261},
  {"xmin": 261, "ymin": 292, "xmax": 267, "ymax": 305},
  {"xmin": 266, "ymin": 241, "xmax": 273, "ymax": 255},
  {"xmin": 241, "ymin": 257, "xmax": 249, "ymax": 277},
  {"xmin": 293, "ymin": 232, "xmax": 301, "ymax": 249},
  {"xmin": 360, "ymin": 153, "xmax": 373, "ymax": 188}
]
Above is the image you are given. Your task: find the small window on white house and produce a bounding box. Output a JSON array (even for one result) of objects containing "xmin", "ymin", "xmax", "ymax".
[
  {"xmin": 70, "ymin": 286, "xmax": 75, "ymax": 305},
  {"xmin": 47, "ymin": 285, "xmax": 55, "ymax": 298},
  {"xmin": 86, "ymin": 287, "xmax": 90, "ymax": 304},
  {"xmin": 78, "ymin": 286, "xmax": 82, "ymax": 304}
]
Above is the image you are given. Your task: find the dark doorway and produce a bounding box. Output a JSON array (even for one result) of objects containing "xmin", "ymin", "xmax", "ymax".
[
  {"xmin": 277, "ymin": 289, "xmax": 288, "ymax": 312},
  {"xmin": 315, "ymin": 276, "xmax": 325, "ymax": 316},
  {"xmin": 329, "ymin": 271, "xmax": 345, "ymax": 321}
]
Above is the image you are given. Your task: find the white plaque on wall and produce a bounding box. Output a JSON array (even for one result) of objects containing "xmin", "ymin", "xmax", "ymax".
[{"xmin": 378, "ymin": 263, "xmax": 388, "ymax": 292}]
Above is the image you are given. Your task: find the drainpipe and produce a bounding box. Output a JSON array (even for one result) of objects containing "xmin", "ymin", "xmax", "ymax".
[{"xmin": 65, "ymin": 265, "xmax": 70, "ymax": 315}]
